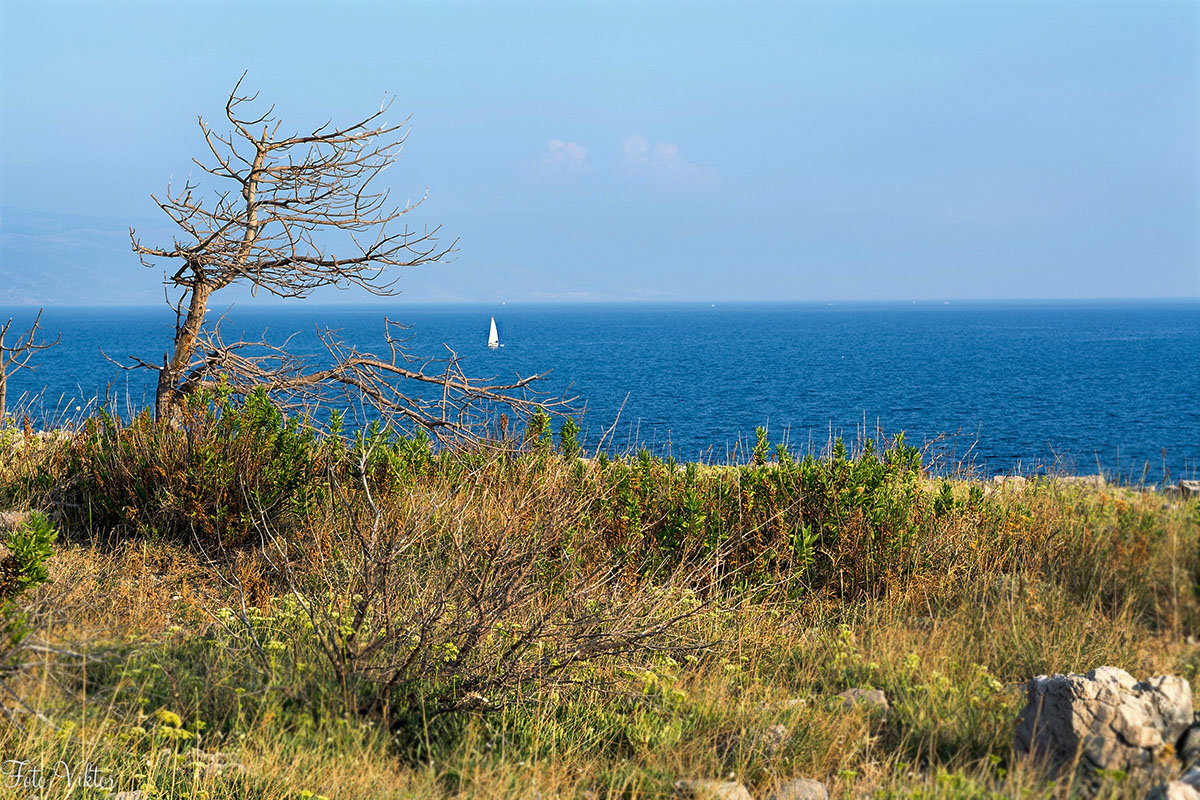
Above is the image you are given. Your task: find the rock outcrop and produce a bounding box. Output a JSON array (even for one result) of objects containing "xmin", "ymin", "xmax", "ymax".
[
  {"xmin": 992, "ymin": 475, "xmax": 1027, "ymax": 486},
  {"xmin": 1180, "ymin": 723, "xmax": 1200, "ymax": 766},
  {"xmin": 1014, "ymin": 666, "xmax": 1192, "ymax": 775}
]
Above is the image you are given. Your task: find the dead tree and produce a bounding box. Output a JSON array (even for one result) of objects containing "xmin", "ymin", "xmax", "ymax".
[
  {"xmin": 127, "ymin": 75, "xmax": 568, "ymax": 438},
  {"xmin": 0, "ymin": 310, "xmax": 60, "ymax": 419}
]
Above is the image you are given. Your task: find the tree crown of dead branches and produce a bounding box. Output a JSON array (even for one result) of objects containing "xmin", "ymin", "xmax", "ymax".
[
  {"xmin": 130, "ymin": 72, "xmax": 456, "ymax": 300},
  {"xmin": 121, "ymin": 76, "xmax": 572, "ymax": 440}
]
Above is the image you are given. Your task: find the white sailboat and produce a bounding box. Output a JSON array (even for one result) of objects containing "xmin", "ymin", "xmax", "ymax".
[{"xmin": 487, "ymin": 316, "xmax": 500, "ymax": 348}]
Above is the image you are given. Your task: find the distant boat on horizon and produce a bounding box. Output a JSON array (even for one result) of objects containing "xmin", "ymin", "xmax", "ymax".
[{"xmin": 488, "ymin": 316, "xmax": 500, "ymax": 348}]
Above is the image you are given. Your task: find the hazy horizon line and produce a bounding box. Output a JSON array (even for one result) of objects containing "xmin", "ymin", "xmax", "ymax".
[{"xmin": 1, "ymin": 296, "xmax": 1198, "ymax": 311}]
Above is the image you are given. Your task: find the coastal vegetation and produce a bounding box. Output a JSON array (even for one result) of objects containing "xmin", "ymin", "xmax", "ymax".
[
  {"xmin": 0, "ymin": 399, "xmax": 1196, "ymax": 799},
  {"xmin": 0, "ymin": 76, "xmax": 1195, "ymax": 800}
]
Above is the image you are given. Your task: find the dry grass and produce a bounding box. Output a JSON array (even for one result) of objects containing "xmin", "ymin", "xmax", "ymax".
[{"xmin": 0, "ymin": 419, "xmax": 1196, "ymax": 799}]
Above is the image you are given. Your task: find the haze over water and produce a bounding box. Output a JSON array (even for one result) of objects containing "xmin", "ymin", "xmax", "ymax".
[{"xmin": 2, "ymin": 300, "xmax": 1196, "ymax": 484}]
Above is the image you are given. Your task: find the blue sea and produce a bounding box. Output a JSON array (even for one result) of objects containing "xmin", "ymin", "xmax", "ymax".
[{"xmin": 2, "ymin": 301, "xmax": 1197, "ymax": 483}]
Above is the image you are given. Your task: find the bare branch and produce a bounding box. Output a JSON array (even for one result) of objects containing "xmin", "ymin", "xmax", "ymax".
[
  {"xmin": 174, "ymin": 320, "xmax": 576, "ymax": 443},
  {"xmin": 0, "ymin": 309, "xmax": 61, "ymax": 418}
]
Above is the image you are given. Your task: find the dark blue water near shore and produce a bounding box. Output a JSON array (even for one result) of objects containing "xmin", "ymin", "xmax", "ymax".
[{"xmin": 2, "ymin": 301, "xmax": 1197, "ymax": 483}]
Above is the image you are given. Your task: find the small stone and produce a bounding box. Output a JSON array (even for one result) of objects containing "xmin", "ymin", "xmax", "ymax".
[
  {"xmin": 1179, "ymin": 480, "xmax": 1200, "ymax": 499},
  {"xmin": 992, "ymin": 475, "xmax": 1027, "ymax": 486},
  {"xmin": 757, "ymin": 724, "xmax": 790, "ymax": 756},
  {"xmin": 765, "ymin": 777, "xmax": 829, "ymax": 800},
  {"xmin": 1057, "ymin": 474, "xmax": 1106, "ymax": 487},
  {"xmin": 673, "ymin": 779, "xmax": 754, "ymax": 800},
  {"xmin": 717, "ymin": 723, "xmax": 791, "ymax": 758},
  {"xmin": 0, "ymin": 511, "xmax": 29, "ymax": 532},
  {"xmin": 1151, "ymin": 783, "xmax": 1200, "ymax": 800},
  {"xmin": 837, "ymin": 688, "xmax": 890, "ymax": 719}
]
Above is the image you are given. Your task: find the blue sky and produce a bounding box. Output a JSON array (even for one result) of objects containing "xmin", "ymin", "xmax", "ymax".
[{"xmin": 0, "ymin": 0, "xmax": 1196, "ymax": 304}]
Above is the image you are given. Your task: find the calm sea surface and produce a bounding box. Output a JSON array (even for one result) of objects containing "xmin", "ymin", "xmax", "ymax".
[{"xmin": 2, "ymin": 301, "xmax": 1197, "ymax": 482}]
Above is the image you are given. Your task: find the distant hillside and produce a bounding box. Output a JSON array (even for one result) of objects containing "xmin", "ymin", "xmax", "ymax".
[
  {"xmin": 0, "ymin": 206, "xmax": 482, "ymax": 306},
  {"xmin": 0, "ymin": 207, "xmax": 163, "ymax": 306}
]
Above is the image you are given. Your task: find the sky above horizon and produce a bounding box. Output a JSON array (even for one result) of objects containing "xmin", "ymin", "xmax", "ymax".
[{"xmin": 1, "ymin": 0, "xmax": 1197, "ymax": 305}]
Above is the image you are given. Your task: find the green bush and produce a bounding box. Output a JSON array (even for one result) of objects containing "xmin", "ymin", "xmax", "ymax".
[
  {"xmin": 558, "ymin": 417, "xmax": 581, "ymax": 461},
  {"xmin": 0, "ymin": 511, "xmax": 55, "ymax": 600},
  {"xmin": 570, "ymin": 435, "xmax": 938, "ymax": 596},
  {"xmin": 57, "ymin": 387, "xmax": 328, "ymax": 546},
  {"xmin": 0, "ymin": 511, "xmax": 57, "ymax": 675}
]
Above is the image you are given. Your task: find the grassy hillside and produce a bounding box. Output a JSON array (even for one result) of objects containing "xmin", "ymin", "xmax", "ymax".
[{"xmin": 0, "ymin": 398, "xmax": 1196, "ymax": 799}]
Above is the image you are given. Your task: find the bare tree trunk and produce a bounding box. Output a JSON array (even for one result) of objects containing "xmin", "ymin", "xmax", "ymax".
[{"xmin": 156, "ymin": 282, "xmax": 213, "ymax": 420}]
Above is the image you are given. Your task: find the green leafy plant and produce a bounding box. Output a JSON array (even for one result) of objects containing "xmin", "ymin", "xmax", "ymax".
[
  {"xmin": 0, "ymin": 511, "xmax": 58, "ymax": 714},
  {"xmin": 558, "ymin": 417, "xmax": 581, "ymax": 461},
  {"xmin": 53, "ymin": 388, "xmax": 327, "ymax": 547},
  {"xmin": 525, "ymin": 408, "xmax": 552, "ymax": 453},
  {"xmin": 0, "ymin": 511, "xmax": 56, "ymax": 601},
  {"xmin": 752, "ymin": 426, "xmax": 770, "ymax": 467}
]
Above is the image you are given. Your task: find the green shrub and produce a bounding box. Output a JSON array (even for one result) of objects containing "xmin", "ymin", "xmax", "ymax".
[
  {"xmin": 57, "ymin": 387, "xmax": 328, "ymax": 546},
  {"xmin": 0, "ymin": 511, "xmax": 57, "ymax": 676},
  {"xmin": 525, "ymin": 408, "xmax": 552, "ymax": 453},
  {"xmin": 558, "ymin": 417, "xmax": 581, "ymax": 461},
  {"xmin": 573, "ymin": 434, "xmax": 933, "ymax": 596},
  {"xmin": 0, "ymin": 511, "xmax": 55, "ymax": 600}
]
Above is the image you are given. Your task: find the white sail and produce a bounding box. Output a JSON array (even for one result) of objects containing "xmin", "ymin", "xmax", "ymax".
[{"xmin": 488, "ymin": 316, "xmax": 499, "ymax": 348}]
